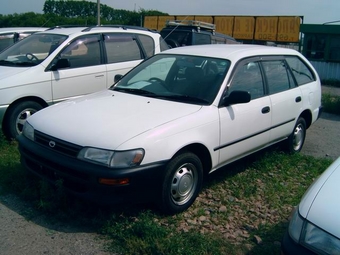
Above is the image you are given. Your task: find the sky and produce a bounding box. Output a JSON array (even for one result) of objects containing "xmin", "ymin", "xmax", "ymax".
[{"xmin": 0, "ymin": 0, "xmax": 339, "ymax": 25}]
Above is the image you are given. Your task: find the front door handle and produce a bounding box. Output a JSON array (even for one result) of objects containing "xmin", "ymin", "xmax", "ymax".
[
  {"xmin": 262, "ymin": 106, "xmax": 270, "ymax": 114},
  {"xmin": 295, "ymin": 96, "xmax": 302, "ymax": 102}
]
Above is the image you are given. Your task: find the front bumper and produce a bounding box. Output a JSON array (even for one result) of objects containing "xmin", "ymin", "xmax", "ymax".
[
  {"xmin": 281, "ymin": 229, "xmax": 316, "ymax": 255},
  {"xmin": 18, "ymin": 134, "xmax": 168, "ymax": 205},
  {"xmin": 317, "ymin": 106, "xmax": 323, "ymax": 120},
  {"xmin": 0, "ymin": 104, "xmax": 9, "ymax": 128}
]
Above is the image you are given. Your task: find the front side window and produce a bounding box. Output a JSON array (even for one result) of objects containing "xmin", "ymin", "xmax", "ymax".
[
  {"xmin": 104, "ymin": 33, "xmax": 142, "ymax": 64},
  {"xmin": 262, "ymin": 60, "xmax": 292, "ymax": 94},
  {"xmin": 286, "ymin": 56, "xmax": 315, "ymax": 85},
  {"xmin": 112, "ymin": 54, "xmax": 230, "ymax": 105},
  {"xmin": 0, "ymin": 33, "xmax": 67, "ymax": 67},
  {"xmin": 58, "ymin": 34, "xmax": 101, "ymax": 69},
  {"xmin": 229, "ymin": 61, "xmax": 264, "ymax": 100}
]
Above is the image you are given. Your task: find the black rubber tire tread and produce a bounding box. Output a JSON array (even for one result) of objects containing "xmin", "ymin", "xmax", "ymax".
[
  {"xmin": 159, "ymin": 152, "xmax": 203, "ymax": 215},
  {"xmin": 3, "ymin": 101, "xmax": 43, "ymax": 140}
]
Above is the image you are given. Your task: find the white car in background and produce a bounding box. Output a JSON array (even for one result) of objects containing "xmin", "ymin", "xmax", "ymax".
[
  {"xmin": 281, "ymin": 157, "xmax": 340, "ymax": 255},
  {"xmin": 0, "ymin": 25, "xmax": 168, "ymax": 139},
  {"xmin": 0, "ymin": 27, "xmax": 48, "ymax": 52},
  {"xmin": 18, "ymin": 44, "xmax": 322, "ymax": 214}
]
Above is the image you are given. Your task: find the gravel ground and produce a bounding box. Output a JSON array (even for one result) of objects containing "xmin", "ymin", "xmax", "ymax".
[{"xmin": 0, "ymin": 86, "xmax": 339, "ymax": 255}]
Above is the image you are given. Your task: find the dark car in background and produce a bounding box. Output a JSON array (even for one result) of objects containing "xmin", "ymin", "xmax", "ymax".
[{"xmin": 160, "ymin": 20, "xmax": 238, "ymax": 48}]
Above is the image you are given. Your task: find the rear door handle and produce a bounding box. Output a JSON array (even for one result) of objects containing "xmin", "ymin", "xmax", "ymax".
[
  {"xmin": 295, "ymin": 96, "xmax": 302, "ymax": 102},
  {"xmin": 262, "ymin": 106, "xmax": 270, "ymax": 114}
]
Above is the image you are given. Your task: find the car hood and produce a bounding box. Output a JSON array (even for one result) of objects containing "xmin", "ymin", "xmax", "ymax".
[
  {"xmin": 0, "ymin": 66, "xmax": 30, "ymax": 82},
  {"xmin": 29, "ymin": 90, "xmax": 202, "ymax": 149},
  {"xmin": 299, "ymin": 157, "xmax": 340, "ymax": 238}
]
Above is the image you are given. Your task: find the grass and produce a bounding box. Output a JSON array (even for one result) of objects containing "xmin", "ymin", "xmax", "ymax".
[
  {"xmin": 0, "ymin": 134, "xmax": 333, "ymax": 255},
  {"xmin": 322, "ymin": 93, "xmax": 340, "ymax": 115}
]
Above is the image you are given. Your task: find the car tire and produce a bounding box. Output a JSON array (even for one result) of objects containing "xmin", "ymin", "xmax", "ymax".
[
  {"xmin": 3, "ymin": 101, "xmax": 43, "ymax": 140},
  {"xmin": 285, "ymin": 117, "xmax": 306, "ymax": 153},
  {"xmin": 159, "ymin": 152, "xmax": 203, "ymax": 215}
]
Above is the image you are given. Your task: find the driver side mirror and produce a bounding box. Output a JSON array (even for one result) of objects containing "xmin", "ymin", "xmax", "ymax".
[
  {"xmin": 114, "ymin": 74, "xmax": 123, "ymax": 83},
  {"xmin": 221, "ymin": 90, "xmax": 251, "ymax": 106},
  {"xmin": 50, "ymin": 58, "xmax": 70, "ymax": 71}
]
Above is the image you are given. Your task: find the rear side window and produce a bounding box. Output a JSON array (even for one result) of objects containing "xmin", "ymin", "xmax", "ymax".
[
  {"xmin": 262, "ymin": 60, "xmax": 293, "ymax": 94},
  {"xmin": 137, "ymin": 34, "xmax": 155, "ymax": 57},
  {"xmin": 285, "ymin": 56, "xmax": 315, "ymax": 85},
  {"xmin": 104, "ymin": 33, "xmax": 142, "ymax": 64}
]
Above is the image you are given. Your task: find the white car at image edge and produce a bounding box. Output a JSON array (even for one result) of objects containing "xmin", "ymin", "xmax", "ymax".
[
  {"xmin": 18, "ymin": 44, "xmax": 322, "ymax": 214},
  {"xmin": 281, "ymin": 157, "xmax": 340, "ymax": 255}
]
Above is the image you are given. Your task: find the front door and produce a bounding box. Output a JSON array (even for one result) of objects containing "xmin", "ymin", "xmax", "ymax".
[
  {"xmin": 218, "ymin": 60, "xmax": 272, "ymax": 165},
  {"xmin": 51, "ymin": 34, "xmax": 106, "ymax": 103}
]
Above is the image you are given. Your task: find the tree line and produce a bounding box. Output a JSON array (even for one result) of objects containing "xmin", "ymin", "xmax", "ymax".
[{"xmin": 0, "ymin": 0, "xmax": 167, "ymax": 27}]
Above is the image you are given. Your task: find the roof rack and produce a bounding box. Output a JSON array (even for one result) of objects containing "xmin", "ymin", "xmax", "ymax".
[
  {"xmin": 166, "ymin": 20, "xmax": 216, "ymax": 31},
  {"xmin": 82, "ymin": 25, "xmax": 158, "ymax": 33},
  {"xmin": 46, "ymin": 25, "xmax": 84, "ymax": 30}
]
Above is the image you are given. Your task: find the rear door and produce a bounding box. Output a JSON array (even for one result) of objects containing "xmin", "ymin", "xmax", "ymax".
[
  {"xmin": 261, "ymin": 57, "xmax": 302, "ymax": 141},
  {"xmin": 103, "ymin": 33, "xmax": 147, "ymax": 86}
]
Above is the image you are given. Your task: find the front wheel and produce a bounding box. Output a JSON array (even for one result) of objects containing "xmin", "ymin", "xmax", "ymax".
[
  {"xmin": 285, "ymin": 117, "xmax": 306, "ymax": 153},
  {"xmin": 3, "ymin": 101, "xmax": 43, "ymax": 140},
  {"xmin": 159, "ymin": 152, "xmax": 203, "ymax": 215}
]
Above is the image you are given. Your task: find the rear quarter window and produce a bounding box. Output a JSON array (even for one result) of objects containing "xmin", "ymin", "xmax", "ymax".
[
  {"xmin": 137, "ymin": 34, "xmax": 155, "ymax": 57},
  {"xmin": 285, "ymin": 56, "xmax": 316, "ymax": 85}
]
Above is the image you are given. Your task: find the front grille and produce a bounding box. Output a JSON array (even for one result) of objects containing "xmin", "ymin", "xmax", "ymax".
[
  {"xmin": 35, "ymin": 130, "xmax": 82, "ymax": 157},
  {"xmin": 22, "ymin": 147, "xmax": 90, "ymax": 193}
]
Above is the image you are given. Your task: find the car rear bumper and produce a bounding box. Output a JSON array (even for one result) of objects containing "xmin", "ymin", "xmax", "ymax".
[{"xmin": 18, "ymin": 134, "xmax": 168, "ymax": 205}]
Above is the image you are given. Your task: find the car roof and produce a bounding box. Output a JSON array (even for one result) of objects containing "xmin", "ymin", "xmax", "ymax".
[
  {"xmin": 36, "ymin": 25, "xmax": 160, "ymax": 36},
  {"xmin": 0, "ymin": 27, "xmax": 48, "ymax": 34},
  {"xmin": 161, "ymin": 44, "xmax": 301, "ymax": 61}
]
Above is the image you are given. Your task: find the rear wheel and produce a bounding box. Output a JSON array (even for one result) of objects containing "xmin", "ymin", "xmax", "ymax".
[
  {"xmin": 3, "ymin": 101, "xmax": 43, "ymax": 140},
  {"xmin": 159, "ymin": 152, "xmax": 203, "ymax": 215},
  {"xmin": 285, "ymin": 117, "xmax": 306, "ymax": 153}
]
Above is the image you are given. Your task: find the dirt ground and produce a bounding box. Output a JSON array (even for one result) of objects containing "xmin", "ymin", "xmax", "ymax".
[{"xmin": 1, "ymin": 86, "xmax": 339, "ymax": 255}]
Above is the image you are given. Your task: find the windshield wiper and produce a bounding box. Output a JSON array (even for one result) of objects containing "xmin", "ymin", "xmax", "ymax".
[
  {"xmin": 150, "ymin": 94, "xmax": 210, "ymax": 104},
  {"xmin": 0, "ymin": 60, "xmax": 15, "ymax": 66},
  {"xmin": 112, "ymin": 87, "xmax": 156, "ymax": 95},
  {"xmin": 0, "ymin": 60, "xmax": 37, "ymax": 67}
]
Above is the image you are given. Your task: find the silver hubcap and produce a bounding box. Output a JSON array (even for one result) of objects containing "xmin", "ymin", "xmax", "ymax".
[
  {"xmin": 16, "ymin": 108, "xmax": 36, "ymax": 134},
  {"xmin": 293, "ymin": 123, "xmax": 304, "ymax": 151},
  {"xmin": 170, "ymin": 163, "xmax": 197, "ymax": 205}
]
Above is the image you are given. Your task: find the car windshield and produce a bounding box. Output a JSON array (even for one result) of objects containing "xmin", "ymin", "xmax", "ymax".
[
  {"xmin": 111, "ymin": 54, "xmax": 230, "ymax": 105},
  {"xmin": 0, "ymin": 33, "xmax": 67, "ymax": 67}
]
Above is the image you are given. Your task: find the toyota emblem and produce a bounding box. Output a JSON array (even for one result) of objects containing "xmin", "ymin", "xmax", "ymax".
[{"xmin": 49, "ymin": 141, "xmax": 56, "ymax": 148}]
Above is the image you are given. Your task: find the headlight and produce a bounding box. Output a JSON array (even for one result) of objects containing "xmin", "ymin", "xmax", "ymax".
[
  {"xmin": 22, "ymin": 122, "xmax": 34, "ymax": 141},
  {"xmin": 288, "ymin": 207, "xmax": 340, "ymax": 254},
  {"xmin": 288, "ymin": 207, "xmax": 304, "ymax": 243},
  {"xmin": 302, "ymin": 222, "xmax": 340, "ymax": 255},
  {"xmin": 78, "ymin": 147, "xmax": 144, "ymax": 168}
]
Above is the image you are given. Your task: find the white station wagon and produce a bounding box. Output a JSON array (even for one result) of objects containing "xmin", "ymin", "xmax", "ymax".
[{"xmin": 18, "ymin": 44, "xmax": 322, "ymax": 214}]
